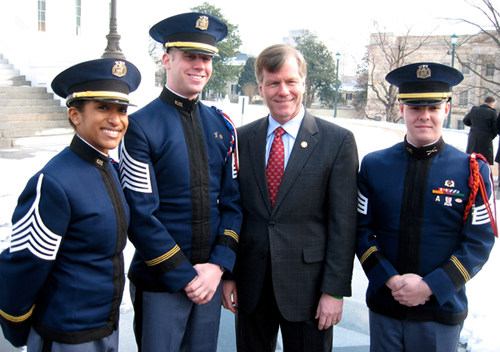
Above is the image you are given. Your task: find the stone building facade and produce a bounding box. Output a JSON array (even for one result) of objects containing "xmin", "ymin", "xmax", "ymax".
[{"xmin": 366, "ymin": 32, "xmax": 500, "ymax": 129}]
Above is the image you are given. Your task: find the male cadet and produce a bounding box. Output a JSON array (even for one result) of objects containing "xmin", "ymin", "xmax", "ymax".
[
  {"xmin": 356, "ymin": 62, "xmax": 497, "ymax": 352},
  {"xmin": 119, "ymin": 13, "xmax": 242, "ymax": 352},
  {"xmin": 222, "ymin": 44, "xmax": 359, "ymax": 352}
]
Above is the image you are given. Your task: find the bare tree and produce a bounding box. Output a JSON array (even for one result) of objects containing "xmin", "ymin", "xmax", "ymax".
[
  {"xmin": 353, "ymin": 53, "xmax": 369, "ymax": 118},
  {"xmin": 447, "ymin": 0, "xmax": 500, "ymax": 101},
  {"xmin": 366, "ymin": 23, "xmax": 432, "ymax": 123},
  {"xmin": 241, "ymin": 82, "xmax": 258, "ymax": 103}
]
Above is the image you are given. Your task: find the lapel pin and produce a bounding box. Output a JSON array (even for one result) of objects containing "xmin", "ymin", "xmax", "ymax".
[{"xmin": 301, "ymin": 141, "xmax": 308, "ymax": 148}]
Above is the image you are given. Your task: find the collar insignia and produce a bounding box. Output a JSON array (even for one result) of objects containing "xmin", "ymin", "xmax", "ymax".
[{"xmin": 426, "ymin": 147, "xmax": 438, "ymax": 156}]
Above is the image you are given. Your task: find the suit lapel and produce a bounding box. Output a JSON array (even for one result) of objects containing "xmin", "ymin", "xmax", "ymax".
[
  {"xmin": 248, "ymin": 118, "xmax": 272, "ymax": 212},
  {"xmin": 272, "ymin": 111, "xmax": 319, "ymax": 213}
]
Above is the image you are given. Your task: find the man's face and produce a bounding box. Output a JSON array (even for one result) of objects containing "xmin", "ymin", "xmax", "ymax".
[
  {"xmin": 259, "ymin": 56, "xmax": 305, "ymax": 124},
  {"xmin": 163, "ymin": 49, "xmax": 213, "ymax": 99},
  {"xmin": 400, "ymin": 101, "xmax": 449, "ymax": 147}
]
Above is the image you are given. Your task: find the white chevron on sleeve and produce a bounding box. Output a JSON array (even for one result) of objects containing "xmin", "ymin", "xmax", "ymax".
[
  {"xmin": 357, "ymin": 189, "xmax": 368, "ymax": 215},
  {"xmin": 120, "ymin": 141, "xmax": 152, "ymax": 193},
  {"xmin": 472, "ymin": 194, "xmax": 494, "ymax": 225},
  {"xmin": 10, "ymin": 174, "xmax": 62, "ymax": 261}
]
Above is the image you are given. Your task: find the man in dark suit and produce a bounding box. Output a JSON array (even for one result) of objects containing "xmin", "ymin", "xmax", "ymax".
[
  {"xmin": 463, "ymin": 96, "xmax": 497, "ymax": 165},
  {"xmin": 222, "ymin": 44, "xmax": 359, "ymax": 352}
]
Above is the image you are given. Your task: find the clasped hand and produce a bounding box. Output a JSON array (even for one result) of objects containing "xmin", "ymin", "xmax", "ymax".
[
  {"xmin": 184, "ymin": 263, "xmax": 223, "ymax": 305},
  {"xmin": 386, "ymin": 273, "xmax": 433, "ymax": 307}
]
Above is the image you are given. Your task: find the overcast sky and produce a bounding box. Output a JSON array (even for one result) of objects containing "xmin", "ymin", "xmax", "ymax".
[{"xmin": 126, "ymin": 0, "xmax": 493, "ymax": 74}]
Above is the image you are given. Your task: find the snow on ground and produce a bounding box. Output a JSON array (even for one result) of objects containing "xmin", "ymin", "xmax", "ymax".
[{"xmin": 0, "ymin": 113, "xmax": 498, "ymax": 351}]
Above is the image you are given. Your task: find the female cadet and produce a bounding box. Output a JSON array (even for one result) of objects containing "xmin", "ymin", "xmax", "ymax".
[{"xmin": 0, "ymin": 58, "xmax": 141, "ymax": 351}]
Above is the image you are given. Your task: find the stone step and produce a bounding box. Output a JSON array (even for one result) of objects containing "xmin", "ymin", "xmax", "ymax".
[
  {"xmin": 0, "ymin": 105, "xmax": 67, "ymax": 114},
  {"xmin": 0, "ymin": 129, "xmax": 74, "ymax": 149},
  {"xmin": 1, "ymin": 120, "xmax": 71, "ymax": 138},
  {"xmin": 0, "ymin": 138, "xmax": 12, "ymax": 148},
  {"xmin": 0, "ymin": 112, "xmax": 67, "ymax": 122},
  {"xmin": 0, "ymin": 86, "xmax": 47, "ymax": 92},
  {"xmin": 0, "ymin": 86, "xmax": 49, "ymax": 94},
  {"xmin": 0, "ymin": 80, "xmax": 31, "ymax": 87},
  {"xmin": 0, "ymin": 63, "xmax": 14, "ymax": 70},
  {"xmin": 0, "ymin": 89, "xmax": 56, "ymax": 100},
  {"xmin": 0, "ymin": 70, "xmax": 18, "ymax": 77},
  {"xmin": 0, "ymin": 59, "xmax": 7, "ymax": 64},
  {"xmin": 0, "ymin": 98, "xmax": 61, "ymax": 107}
]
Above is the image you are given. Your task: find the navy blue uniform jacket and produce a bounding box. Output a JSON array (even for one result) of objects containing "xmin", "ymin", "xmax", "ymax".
[
  {"xmin": 120, "ymin": 87, "xmax": 242, "ymax": 293},
  {"xmin": 0, "ymin": 136, "xmax": 129, "ymax": 346},
  {"xmin": 357, "ymin": 138, "xmax": 495, "ymax": 325}
]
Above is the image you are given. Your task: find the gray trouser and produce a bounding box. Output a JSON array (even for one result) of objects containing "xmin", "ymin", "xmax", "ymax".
[
  {"xmin": 27, "ymin": 327, "xmax": 119, "ymax": 352},
  {"xmin": 369, "ymin": 310, "xmax": 461, "ymax": 352},
  {"xmin": 130, "ymin": 281, "xmax": 222, "ymax": 352}
]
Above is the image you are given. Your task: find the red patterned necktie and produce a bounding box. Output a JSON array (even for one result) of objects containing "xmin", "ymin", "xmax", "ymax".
[{"xmin": 267, "ymin": 127, "xmax": 286, "ymax": 207}]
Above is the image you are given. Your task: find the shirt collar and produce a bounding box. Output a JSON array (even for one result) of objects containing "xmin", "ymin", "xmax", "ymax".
[
  {"xmin": 267, "ymin": 105, "xmax": 305, "ymax": 139},
  {"xmin": 76, "ymin": 134, "xmax": 108, "ymax": 157}
]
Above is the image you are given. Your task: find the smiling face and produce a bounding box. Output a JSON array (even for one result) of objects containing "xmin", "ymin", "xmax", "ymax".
[
  {"xmin": 259, "ymin": 55, "xmax": 305, "ymax": 124},
  {"xmin": 400, "ymin": 101, "xmax": 449, "ymax": 147},
  {"xmin": 69, "ymin": 100, "xmax": 128, "ymax": 154},
  {"xmin": 163, "ymin": 49, "xmax": 213, "ymax": 99}
]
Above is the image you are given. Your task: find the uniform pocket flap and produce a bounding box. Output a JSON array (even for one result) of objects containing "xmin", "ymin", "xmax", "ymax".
[{"xmin": 303, "ymin": 244, "xmax": 326, "ymax": 263}]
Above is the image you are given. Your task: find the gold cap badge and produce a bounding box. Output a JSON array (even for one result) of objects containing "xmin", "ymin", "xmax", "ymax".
[
  {"xmin": 416, "ymin": 65, "xmax": 431, "ymax": 79},
  {"xmin": 112, "ymin": 61, "xmax": 127, "ymax": 78},
  {"xmin": 195, "ymin": 16, "xmax": 209, "ymax": 31}
]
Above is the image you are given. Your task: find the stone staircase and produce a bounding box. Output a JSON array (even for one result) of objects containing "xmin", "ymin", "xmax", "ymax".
[{"xmin": 0, "ymin": 54, "xmax": 71, "ymax": 148}]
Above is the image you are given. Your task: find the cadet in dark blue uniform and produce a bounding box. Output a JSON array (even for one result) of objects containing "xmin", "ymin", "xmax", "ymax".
[
  {"xmin": 119, "ymin": 13, "xmax": 242, "ymax": 352},
  {"xmin": 357, "ymin": 63, "xmax": 496, "ymax": 352},
  {"xmin": 0, "ymin": 58, "xmax": 141, "ymax": 351}
]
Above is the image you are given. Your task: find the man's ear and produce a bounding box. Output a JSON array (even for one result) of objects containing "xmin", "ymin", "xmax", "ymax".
[{"xmin": 162, "ymin": 51, "xmax": 172, "ymax": 70}]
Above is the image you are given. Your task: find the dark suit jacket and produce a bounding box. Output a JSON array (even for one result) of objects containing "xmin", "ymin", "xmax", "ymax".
[
  {"xmin": 463, "ymin": 104, "xmax": 497, "ymax": 164},
  {"xmin": 233, "ymin": 111, "xmax": 359, "ymax": 322}
]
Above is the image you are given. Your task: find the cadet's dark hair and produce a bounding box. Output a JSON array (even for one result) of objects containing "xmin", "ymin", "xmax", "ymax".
[{"xmin": 255, "ymin": 44, "xmax": 307, "ymax": 84}]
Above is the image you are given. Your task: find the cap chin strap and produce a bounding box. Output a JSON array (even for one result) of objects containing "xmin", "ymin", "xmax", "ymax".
[
  {"xmin": 398, "ymin": 92, "xmax": 452, "ymax": 99},
  {"xmin": 165, "ymin": 41, "xmax": 218, "ymax": 54},
  {"xmin": 66, "ymin": 91, "xmax": 131, "ymax": 105}
]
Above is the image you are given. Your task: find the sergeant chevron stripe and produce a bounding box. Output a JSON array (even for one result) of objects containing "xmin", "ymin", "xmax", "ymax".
[
  {"xmin": 120, "ymin": 141, "xmax": 152, "ymax": 193},
  {"xmin": 10, "ymin": 174, "xmax": 62, "ymax": 260},
  {"xmin": 472, "ymin": 195, "xmax": 494, "ymax": 225},
  {"xmin": 224, "ymin": 229, "xmax": 239, "ymax": 242},
  {"xmin": 357, "ymin": 189, "xmax": 368, "ymax": 215},
  {"xmin": 450, "ymin": 255, "xmax": 471, "ymax": 282}
]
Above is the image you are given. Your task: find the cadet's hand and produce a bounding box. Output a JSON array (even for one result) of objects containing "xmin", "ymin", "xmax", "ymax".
[
  {"xmin": 184, "ymin": 263, "xmax": 223, "ymax": 305},
  {"xmin": 391, "ymin": 273, "xmax": 433, "ymax": 307},
  {"xmin": 315, "ymin": 293, "xmax": 343, "ymax": 330},
  {"xmin": 385, "ymin": 275, "xmax": 404, "ymax": 290},
  {"xmin": 222, "ymin": 280, "xmax": 238, "ymax": 314}
]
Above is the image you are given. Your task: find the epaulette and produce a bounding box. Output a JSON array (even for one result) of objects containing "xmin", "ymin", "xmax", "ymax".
[{"xmin": 211, "ymin": 106, "xmax": 239, "ymax": 178}]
